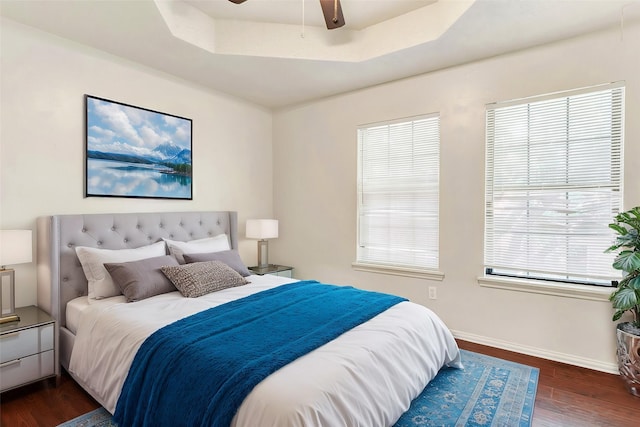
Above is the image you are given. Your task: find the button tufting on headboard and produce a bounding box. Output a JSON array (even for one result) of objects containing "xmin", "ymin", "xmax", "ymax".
[{"xmin": 37, "ymin": 211, "xmax": 238, "ymax": 342}]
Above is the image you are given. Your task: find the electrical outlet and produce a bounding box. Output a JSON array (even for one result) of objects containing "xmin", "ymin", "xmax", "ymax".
[{"xmin": 428, "ymin": 286, "xmax": 437, "ymax": 300}]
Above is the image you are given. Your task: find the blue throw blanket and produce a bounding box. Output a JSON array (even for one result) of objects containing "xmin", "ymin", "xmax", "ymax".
[{"xmin": 113, "ymin": 280, "xmax": 406, "ymax": 427}]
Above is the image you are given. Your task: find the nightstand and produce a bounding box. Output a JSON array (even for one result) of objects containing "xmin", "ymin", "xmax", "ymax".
[
  {"xmin": 249, "ymin": 264, "xmax": 294, "ymax": 278},
  {"xmin": 0, "ymin": 305, "xmax": 56, "ymax": 392}
]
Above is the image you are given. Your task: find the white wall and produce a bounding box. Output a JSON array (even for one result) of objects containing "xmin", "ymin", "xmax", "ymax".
[
  {"xmin": 3, "ymin": 15, "xmax": 639, "ymax": 373},
  {"xmin": 272, "ymin": 23, "xmax": 640, "ymax": 371},
  {"xmin": 0, "ymin": 19, "xmax": 274, "ymax": 307}
]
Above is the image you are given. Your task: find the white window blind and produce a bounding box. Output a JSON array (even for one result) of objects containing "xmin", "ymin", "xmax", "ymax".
[
  {"xmin": 357, "ymin": 114, "xmax": 440, "ymax": 270},
  {"xmin": 485, "ymin": 83, "xmax": 624, "ymax": 286}
]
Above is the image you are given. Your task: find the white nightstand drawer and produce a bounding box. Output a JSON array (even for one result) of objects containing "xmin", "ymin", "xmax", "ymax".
[
  {"xmin": 0, "ymin": 349, "xmax": 54, "ymax": 391},
  {"xmin": 0, "ymin": 324, "xmax": 54, "ymax": 364}
]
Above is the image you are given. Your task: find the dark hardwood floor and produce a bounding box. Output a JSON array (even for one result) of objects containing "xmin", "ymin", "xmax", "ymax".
[
  {"xmin": 1, "ymin": 340, "xmax": 638, "ymax": 426},
  {"xmin": 458, "ymin": 340, "xmax": 639, "ymax": 427}
]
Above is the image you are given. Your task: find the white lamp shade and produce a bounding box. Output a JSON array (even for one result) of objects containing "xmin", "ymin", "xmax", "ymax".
[
  {"xmin": 0, "ymin": 230, "xmax": 33, "ymax": 266},
  {"xmin": 246, "ymin": 219, "xmax": 278, "ymax": 240}
]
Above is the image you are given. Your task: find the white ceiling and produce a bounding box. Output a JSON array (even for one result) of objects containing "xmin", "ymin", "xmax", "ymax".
[
  {"xmin": 185, "ymin": 0, "xmax": 438, "ymax": 30},
  {"xmin": 1, "ymin": 0, "xmax": 639, "ymax": 109}
]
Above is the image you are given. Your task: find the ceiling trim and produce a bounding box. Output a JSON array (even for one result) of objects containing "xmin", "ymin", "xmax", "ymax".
[{"xmin": 154, "ymin": 0, "xmax": 475, "ymax": 62}]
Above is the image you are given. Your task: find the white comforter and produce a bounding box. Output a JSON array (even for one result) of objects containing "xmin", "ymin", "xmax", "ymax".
[{"xmin": 69, "ymin": 275, "xmax": 461, "ymax": 427}]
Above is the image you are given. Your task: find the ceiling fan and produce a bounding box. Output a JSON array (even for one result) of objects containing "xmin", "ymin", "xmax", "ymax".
[{"xmin": 228, "ymin": 0, "xmax": 345, "ymax": 30}]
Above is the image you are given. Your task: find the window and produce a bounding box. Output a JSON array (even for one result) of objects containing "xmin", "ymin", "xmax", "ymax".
[
  {"xmin": 485, "ymin": 83, "xmax": 624, "ymax": 286},
  {"xmin": 356, "ymin": 114, "xmax": 440, "ymax": 272}
]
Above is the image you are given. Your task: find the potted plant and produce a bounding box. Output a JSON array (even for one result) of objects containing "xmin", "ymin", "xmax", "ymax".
[{"xmin": 606, "ymin": 206, "xmax": 640, "ymax": 397}]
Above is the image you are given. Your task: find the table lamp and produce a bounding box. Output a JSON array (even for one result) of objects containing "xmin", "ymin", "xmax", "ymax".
[
  {"xmin": 0, "ymin": 230, "xmax": 32, "ymax": 324},
  {"xmin": 246, "ymin": 219, "xmax": 278, "ymax": 268}
]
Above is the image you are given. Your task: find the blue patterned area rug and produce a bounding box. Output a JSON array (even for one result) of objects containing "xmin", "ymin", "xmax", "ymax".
[
  {"xmin": 57, "ymin": 407, "xmax": 115, "ymax": 427},
  {"xmin": 394, "ymin": 349, "xmax": 539, "ymax": 427},
  {"xmin": 58, "ymin": 350, "xmax": 538, "ymax": 427}
]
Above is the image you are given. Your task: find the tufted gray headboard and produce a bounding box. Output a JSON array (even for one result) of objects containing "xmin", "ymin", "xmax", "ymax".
[{"xmin": 36, "ymin": 211, "xmax": 238, "ymax": 373}]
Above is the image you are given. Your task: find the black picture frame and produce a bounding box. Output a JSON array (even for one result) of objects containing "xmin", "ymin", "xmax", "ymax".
[{"xmin": 84, "ymin": 95, "xmax": 193, "ymax": 200}]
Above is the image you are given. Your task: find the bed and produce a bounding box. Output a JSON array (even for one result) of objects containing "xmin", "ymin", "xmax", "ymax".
[{"xmin": 36, "ymin": 211, "xmax": 461, "ymax": 427}]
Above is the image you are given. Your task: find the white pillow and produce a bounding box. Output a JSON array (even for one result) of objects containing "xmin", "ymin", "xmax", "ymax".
[
  {"xmin": 163, "ymin": 234, "xmax": 230, "ymax": 264},
  {"xmin": 75, "ymin": 241, "xmax": 166, "ymax": 302}
]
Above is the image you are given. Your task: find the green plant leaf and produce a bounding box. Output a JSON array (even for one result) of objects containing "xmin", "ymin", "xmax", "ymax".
[
  {"xmin": 616, "ymin": 214, "xmax": 640, "ymax": 232},
  {"xmin": 611, "ymin": 287, "xmax": 639, "ymax": 311},
  {"xmin": 609, "ymin": 223, "xmax": 628, "ymax": 235},
  {"xmin": 629, "ymin": 207, "xmax": 640, "ymax": 219},
  {"xmin": 617, "ymin": 232, "xmax": 638, "ymax": 246},
  {"xmin": 627, "ymin": 275, "xmax": 640, "ymax": 291},
  {"xmin": 612, "ymin": 250, "xmax": 640, "ymax": 272},
  {"xmin": 607, "ymin": 208, "xmax": 640, "ymax": 323},
  {"xmin": 605, "ymin": 244, "xmax": 619, "ymax": 253},
  {"xmin": 606, "ymin": 235, "xmax": 635, "ymax": 252},
  {"xmin": 616, "ymin": 275, "xmax": 637, "ymax": 291}
]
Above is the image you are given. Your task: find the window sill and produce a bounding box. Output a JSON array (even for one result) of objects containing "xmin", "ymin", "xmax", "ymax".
[
  {"xmin": 352, "ymin": 262, "xmax": 444, "ymax": 281},
  {"xmin": 477, "ymin": 275, "xmax": 615, "ymax": 302}
]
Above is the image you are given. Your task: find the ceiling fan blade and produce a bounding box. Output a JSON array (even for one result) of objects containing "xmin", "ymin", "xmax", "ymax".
[
  {"xmin": 228, "ymin": 0, "xmax": 247, "ymax": 4},
  {"xmin": 319, "ymin": 0, "xmax": 345, "ymax": 30}
]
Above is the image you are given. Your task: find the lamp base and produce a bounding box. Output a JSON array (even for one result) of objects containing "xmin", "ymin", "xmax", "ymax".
[
  {"xmin": 257, "ymin": 239, "xmax": 270, "ymax": 269},
  {"xmin": 0, "ymin": 314, "xmax": 20, "ymax": 324},
  {"xmin": 0, "ymin": 269, "xmax": 19, "ymax": 325}
]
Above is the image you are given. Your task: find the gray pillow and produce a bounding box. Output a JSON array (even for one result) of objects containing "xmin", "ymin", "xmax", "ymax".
[
  {"xmin": 161, "ymin": 260, "xmax": 249, "ymax": 298},
  {"xmin": 183, "ymin": 250, "xmax": 252, "ymax": 277},
  {"xmin": 105, "ymin": 255, "xmax": 179, "ymax": 302}
]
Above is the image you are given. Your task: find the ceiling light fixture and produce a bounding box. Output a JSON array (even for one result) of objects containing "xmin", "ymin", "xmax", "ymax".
[
  {"xmin": 319, "ymin": 0, "xmax": 345, "ymax": 29},
  {"xmin": 228, "ymin": 0, "xmax": 345, "ymax": 30}
]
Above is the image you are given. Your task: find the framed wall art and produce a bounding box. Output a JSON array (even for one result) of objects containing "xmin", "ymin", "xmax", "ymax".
[{"xmin": 85, "ymin": 95, "xmax": 193, "ymax": 200}]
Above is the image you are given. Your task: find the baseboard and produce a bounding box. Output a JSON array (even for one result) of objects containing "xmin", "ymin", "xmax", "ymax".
[{"xmin": 451, "ymin": 329, "xmax": 619, "ymax": 375}]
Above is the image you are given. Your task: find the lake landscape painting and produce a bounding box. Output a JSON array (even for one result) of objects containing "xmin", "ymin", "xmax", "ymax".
[{"xmin": 85, "ymin": 95, "xmax": 192, "ymax": 199}]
